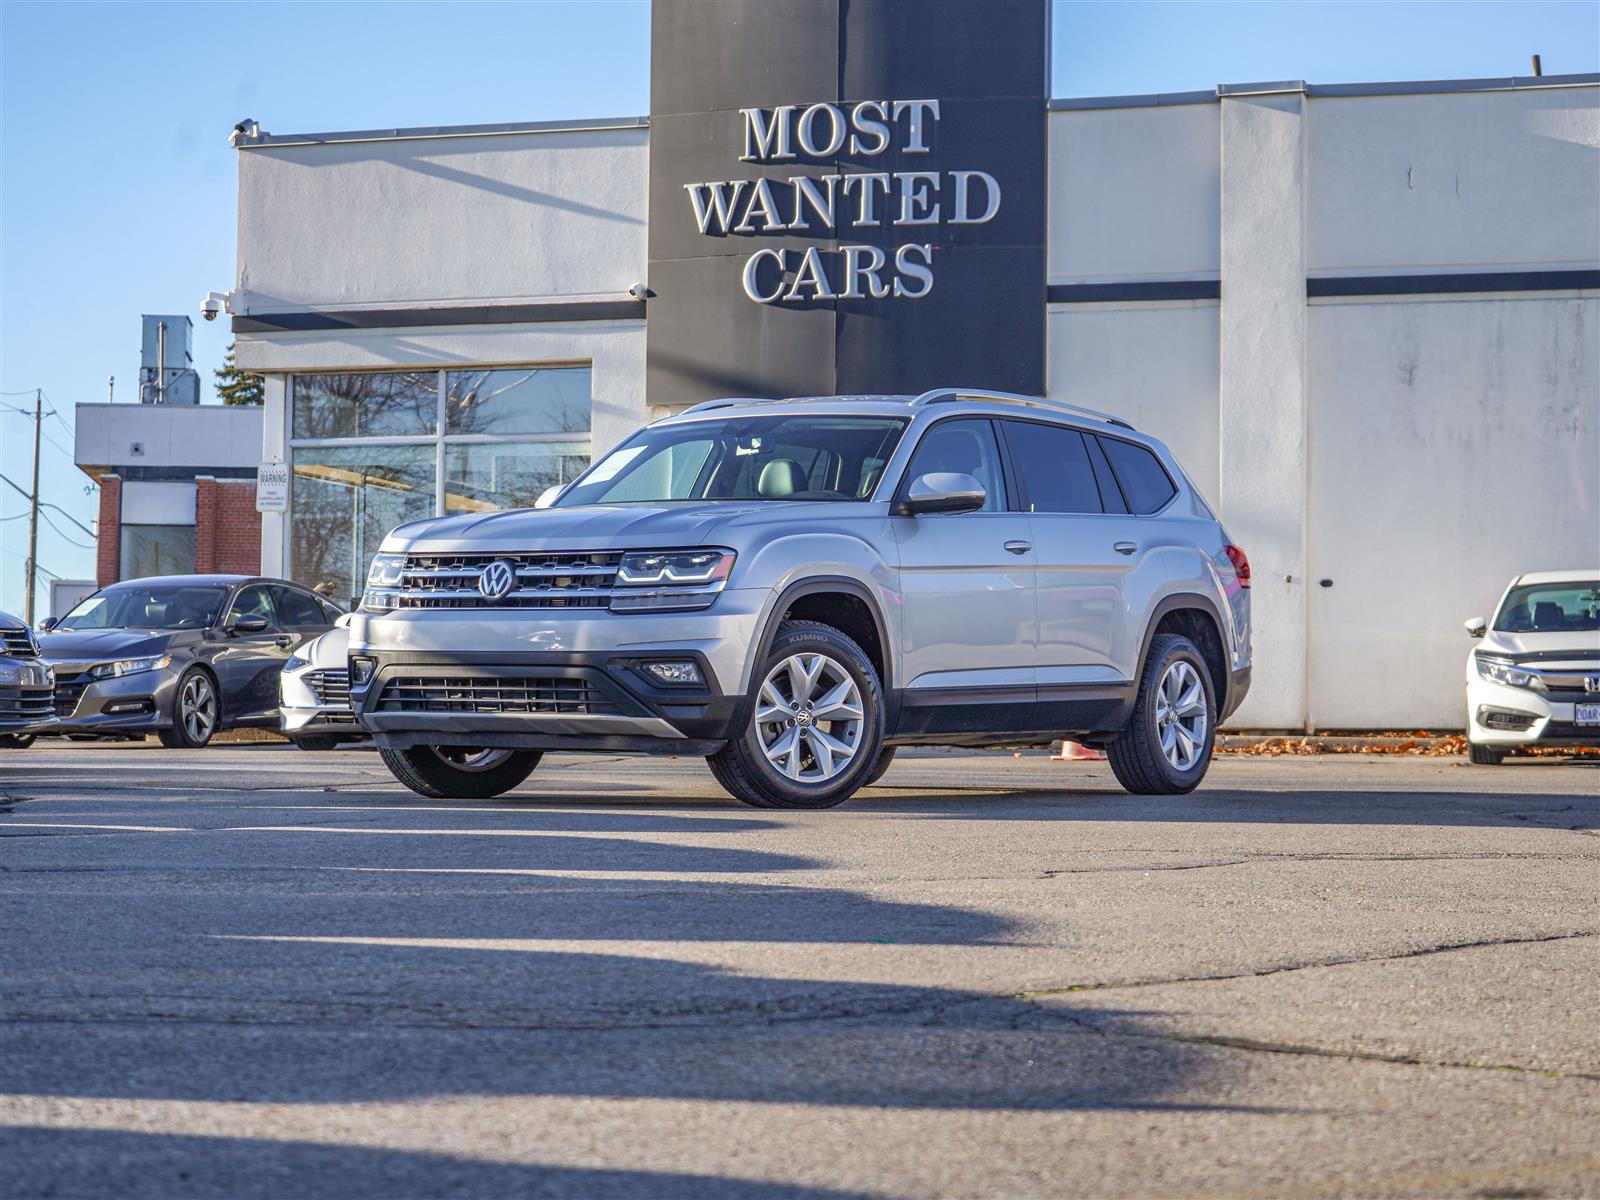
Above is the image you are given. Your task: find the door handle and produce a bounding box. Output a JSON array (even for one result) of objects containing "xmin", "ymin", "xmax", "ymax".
[
  {"xmin": 1003, "ymin": 540, "xmax": 1032, "ymax": 555},
  {"xmin": 1114, "ymin": 542, "xmax": 1137, "ymax": 556},
  {"xmin": 275, "ymin": 636, "xmax": 294, "ymax": 649}
]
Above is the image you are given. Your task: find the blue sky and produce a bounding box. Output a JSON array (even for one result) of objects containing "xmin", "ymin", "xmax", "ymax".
[{"xmin": 2, "ymin": 0, "xmax": 1596, "ymax": 615}]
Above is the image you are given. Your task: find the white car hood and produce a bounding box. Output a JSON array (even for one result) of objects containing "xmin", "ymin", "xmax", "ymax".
[
  {"xmin": 302, "ymin": 625, "xmax": 350, "ymax": 670},
  {"xmin": 1478, "ymin": 629, "xmax": 1600, "ymax": 663}
]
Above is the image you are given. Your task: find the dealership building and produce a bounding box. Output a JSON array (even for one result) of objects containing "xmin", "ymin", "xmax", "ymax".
[{"xmin": 217, "ymin": 0, "xmax": 1598, "ymax": 730}]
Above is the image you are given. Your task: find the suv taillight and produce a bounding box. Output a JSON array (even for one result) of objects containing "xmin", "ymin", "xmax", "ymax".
[{"xmin": 1224, "ymin": 545, "xmax": 1251, "ymax": 588}]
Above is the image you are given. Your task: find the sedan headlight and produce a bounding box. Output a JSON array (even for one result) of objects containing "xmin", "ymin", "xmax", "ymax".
[
  {"xmin": 1475, "ymin": 656, "xmax": 1538, "ymax": 689},
  {"xmin": 89, "ymin": 654, "xmax": 171, "ymax": 680},
  {"xmin": 284, "ymin": 650, "xmax": 312, "ymax": 673},
  {"xmin": 611, "ymin": 549, "xmax": 735, "ymax": 613},
  {"xmin": 363, "ymin": 553, "xmax": 407, "ymax": 613}
]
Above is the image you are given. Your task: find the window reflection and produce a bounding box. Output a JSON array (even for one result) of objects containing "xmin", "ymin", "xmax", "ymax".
[
  {"xmin": 119, "ymin": 525, "xmax": 196, "ymax": 579},
  {"xmin": 291, "ymin": 445, "xmax": 435, "ymax": 608},
  {"xmin": 445, "ymin": 368, "xmax": 591, "ymax": 436},
  {"xmin": 444, "ymin": 441, "xmax": 591, "ymax": 514},
  {"xmin": 292, "ymin": 372, "xmax": 438, "ymax": 439}
]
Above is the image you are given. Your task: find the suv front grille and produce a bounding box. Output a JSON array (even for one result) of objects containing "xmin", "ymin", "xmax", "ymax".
[
  {"xmin": 1, "ymin": 628, "xmax": 37, "ymax": 658},
  {"xmin": 375, "ymin": 675, "xmax": 616, "ymax": 716},
  {"xmin": 392, "ymin": 552, "xmax": 623, "ymax": 610},
  {"xmin": 0, "ymin": 685, "xmax": 53, "ymax": 722},
  {"xmin": 306, "ymin": 668, "xmax": 351, "ymax": 708}
]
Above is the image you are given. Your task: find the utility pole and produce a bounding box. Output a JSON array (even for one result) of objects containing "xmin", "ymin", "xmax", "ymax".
[{"xmin": 24, "ymin": 388, "xmax": 42, "ymax": 625}]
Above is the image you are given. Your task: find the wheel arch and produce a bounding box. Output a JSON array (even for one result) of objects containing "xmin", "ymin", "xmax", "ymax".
[
  {"xmin": 748, "ymin": 576, "xmax": 893, "ymax": 697},
  {"xmin": 1136, "ymin": 593, "xmax": 1233, "ymax": 719}
]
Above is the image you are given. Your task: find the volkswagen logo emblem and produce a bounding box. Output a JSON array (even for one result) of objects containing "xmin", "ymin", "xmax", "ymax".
[
  {"xmin": 1586, "ymin": 675, "xmax": 1600, "ymax": 694},
  {"xmin": 478, "ymin": 559, "xmax": 517, "ymax": 601}
]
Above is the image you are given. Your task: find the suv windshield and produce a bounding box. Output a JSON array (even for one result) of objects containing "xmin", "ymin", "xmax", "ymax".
[
  {"xmin": 57, "ymin": 584, "xmax": 229, "ymax": 631},
  {"xmin": 1493, "ymin": 581, "xmax": 1600, "ymax": 633},
  {"xmin": 555, "ymin": 415, "xmax": 907, "ymax": 507}
]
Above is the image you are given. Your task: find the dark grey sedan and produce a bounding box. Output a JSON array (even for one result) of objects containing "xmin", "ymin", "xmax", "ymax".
[{"xmin": 37, "ymin": 575, "xmax": 343, "ymax": 747}]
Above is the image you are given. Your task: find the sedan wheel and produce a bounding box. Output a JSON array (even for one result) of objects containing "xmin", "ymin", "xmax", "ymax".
[{"xmin": 160, "ymin": 668, "xmax": 218, "ymax": 748}]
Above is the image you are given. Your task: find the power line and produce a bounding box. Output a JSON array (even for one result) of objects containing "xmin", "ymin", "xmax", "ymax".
[
  {"xmin": 0, "ymin": 472, "xmax": 97, "ymax": 538},
  {"xmin": 38, "ymin": 509, "xmax": 95, "ymax": 549}
]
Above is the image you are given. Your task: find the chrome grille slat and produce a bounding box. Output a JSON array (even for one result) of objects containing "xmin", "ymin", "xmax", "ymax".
[
  {"xmin": 393, "ymin": 550, "xmax": 624, "ymax": 610},
  {"xmin": 306, "ymin": 668, "xmax": 351, "ymax": 708},
  {"xmin": 2, "ymin": 629, "xmax": 37, "ymax": 658},
  {"xmin": 0, "ymin": 685, "xmax": 53, "ymax": 720}
]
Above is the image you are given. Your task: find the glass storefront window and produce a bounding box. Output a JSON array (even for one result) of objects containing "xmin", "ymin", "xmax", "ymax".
[
  {"xmin": 444, "ymin": 440, "xmax": 592, "ymax": 515},
  {"xmin": 290, "ymin": 444, "xmax": 436, "ymax": 608},
  {"xmin": 287, "ymin": 365, "xmax": 592, "ymax": 605},
  {"xmin": 292, "ymin": 372, "xmax": 438, "ymax": 439},
  {"xmin": 120, "ymin": 524, "xmax": 196, "ymax": 579},
  {"xmin": 445, "ymin": 368, "xmax": 591, "ymax": 436}
]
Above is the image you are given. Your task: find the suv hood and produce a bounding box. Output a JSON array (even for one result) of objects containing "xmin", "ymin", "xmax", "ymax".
[
  {"xmin": 38, "ymin": 628, "xmax": 179, "ymax": 665},
  {"xmin": 385, "ymin": 503, "xmax": 772, "ymax": 553}
]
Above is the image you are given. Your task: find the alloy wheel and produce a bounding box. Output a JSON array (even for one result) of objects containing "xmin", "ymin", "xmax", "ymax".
[
  {"xmin": 1154, "ymin": 659, "xmax": 1207, "ymax": 771},
  {"xmin": 180, "ymin": 674, "xmax": 217, "ymax": 744},
  {"xmin": 429, "ymin": 747, "xmax": 514, "ymax": 771},
  {"xmin": 754, "ymin": 653, "xmax": 864, "ymax": 783}
]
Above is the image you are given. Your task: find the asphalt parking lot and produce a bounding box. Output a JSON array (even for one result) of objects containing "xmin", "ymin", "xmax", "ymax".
[{"xmin": 1, "ymin": 743, "xmax": 1596, "ymax": 1199}]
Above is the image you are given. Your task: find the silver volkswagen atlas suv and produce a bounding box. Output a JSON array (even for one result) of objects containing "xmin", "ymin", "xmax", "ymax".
[{"xmin": 350, "ymin": 389, "xmax": 1252, "ymax": 807}]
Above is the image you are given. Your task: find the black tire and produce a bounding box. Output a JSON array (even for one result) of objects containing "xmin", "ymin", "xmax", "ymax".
[
  {"xmin": 0, "ymin": 733, "xmax": 35, "ymax": 749},
  {"xmin": 293, "ymin": 735, "xmax": 343, "ymax": 752},
  {"xmin": 1468, "ymin": 742, "xmax": 1507, "ymax": 765},
  {"xmin": 706, "ymin": 619, "xmax": 884, "ymax": 810},
  {"xmin": 162, "ymin": 667, "xmax": 220, "ymax": 748},
  {"xmin": 1107, "ymin": 633, "xmax": 1216, "ymax": 795},
  {"xmin": 862, "ymin": 745, "xmax": 898, "ymax": 786},
  {"xmin": 378, "ymin": 745, "xmax": 542, "ymax": 799}
]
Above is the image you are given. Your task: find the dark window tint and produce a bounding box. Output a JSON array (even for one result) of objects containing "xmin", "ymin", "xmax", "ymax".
[
  {"xmin": 1086, "ymin": 436, "xmax": 1129, "ymax": 514},
  {"xmin": 903, "ymin": 419, "xmax": 1005, "ymax": 512},
  {"xmin": 1099, "ymin": 437, "xmax": 1177, "ymax": 514},
  {"xmin": 319, "ymin": 598, "xmax": 345, "ymax": 624},
  {"xmin": 229, "ymin": 584, "xmax": 278, "ymax": 628},
  {"xmin": 1001, "ymin": 421, "xmax": 1102, "ymax": 514},
  {"xmin": 272, "ymin": 586, "xmax": 328, "ymax": 628}
]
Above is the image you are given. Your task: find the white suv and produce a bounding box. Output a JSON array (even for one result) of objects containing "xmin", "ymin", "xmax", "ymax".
[
  {"xmin": 1463, "ymin": 570, "xmax": 1600, "ymax": 764},
  {"xmin": 348, "ymin": 389, "xmax": 1253, "ymax": 806}
]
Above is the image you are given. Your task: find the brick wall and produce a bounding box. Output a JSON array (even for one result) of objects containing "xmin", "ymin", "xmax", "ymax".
[
  {"xmin": 95, "ymin": 475, "xmax": 121, "ymax": 586},
  {"xmin": 195, "ymin": 478, "xmax": 262, "ymax": 575}
]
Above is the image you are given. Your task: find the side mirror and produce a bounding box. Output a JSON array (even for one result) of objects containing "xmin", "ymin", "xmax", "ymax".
[
  {"xmin": 534, "ymin": 485, "xmax": 564, "ymax": 509},
  {"xmin": 37, "ymin": 616, "xmax": 57, "ymax": 632},
  {"xmin": 893, "ymin": 472, "xmax": 986, "ymax": 517},
  {"xmin": 227, "ymin": 613, "xmax": 270, "ymax": 635},
  {"xmin": 1464, "ymin": 617, "xmax": 1487, "ymax": 638}
]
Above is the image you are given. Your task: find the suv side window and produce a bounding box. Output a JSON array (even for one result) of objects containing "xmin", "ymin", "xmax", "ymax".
[
  {"xmin": 272, "ymin": 586, "xmax": 328, "ymax": 628},
  {"xmin": 1098, "ymin": 436, "xmax": 1177, "ymax": 514},
  {"xmin": 1000, "ymin": 420, "xmax": 1103, "ymax": 514},
  {"xmin": 228, "ymin": 584, "xmax": 279, "ymax": 628},
  {"xmin": 1086, "ymin": 435, "xmax": 1129, "ymax": 514},
  {"xmin": 902, "ymin": 419, "xmax": 1005, "ymax": 512}
]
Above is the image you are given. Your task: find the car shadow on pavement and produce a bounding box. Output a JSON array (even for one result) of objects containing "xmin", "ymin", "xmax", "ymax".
[{"xmin": 0, "ymin": 1130, "xmax": 874, "ymax": 1200}]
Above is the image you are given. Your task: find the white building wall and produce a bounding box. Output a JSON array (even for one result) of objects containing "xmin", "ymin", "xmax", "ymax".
[
  {"xmin": 73, "ymin": 403, "xmax": 261, "ymax": 472},
  {"xmin": 1047, "ymin": 81, "xmax": 1599, "ymax": 729},
  {"xmin": 235, "ymin": 125, "xmax": 648, "ymax": 312},
  {"xmin": 1047, "ymin": 103, "xmax": 1220, "ymax": 283},
  {"xmin": 1306, "ymin": 292, "xmax": 1599, "ymax": 728}
]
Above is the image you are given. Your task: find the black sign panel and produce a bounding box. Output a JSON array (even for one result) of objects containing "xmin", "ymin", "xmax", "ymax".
[{"xmin": 647, "ymin": 0, "xmax": 1048, "ymax": 409}]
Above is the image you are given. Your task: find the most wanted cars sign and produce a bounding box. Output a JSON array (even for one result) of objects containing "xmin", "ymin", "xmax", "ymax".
[{"xmin": 646, "ymin": 0, "xmax": 1048, "ymax": 409}]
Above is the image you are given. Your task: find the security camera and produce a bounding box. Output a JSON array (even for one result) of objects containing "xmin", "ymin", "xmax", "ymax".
[
  {"xmin": 628, "ymin": 283, "xmax": 650, "ymax": 301},
  {"xmin": 200, "ymin": 291, "xmax": 230, "ymax": 322}
]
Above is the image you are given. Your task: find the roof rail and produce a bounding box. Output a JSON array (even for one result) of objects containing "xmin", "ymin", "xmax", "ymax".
[
  {"xmin": 911, "ymin": 387, "xmax": 1135, "ymax": 430},
  {"xmin": 676, "ymin": 396, "xmax": 779, "ymax": 416}
]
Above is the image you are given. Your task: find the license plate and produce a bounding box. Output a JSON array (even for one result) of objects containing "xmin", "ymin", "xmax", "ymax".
[{"xmin": 1578, "ymin": 704, "xmax": 1600, "ymax": 726}]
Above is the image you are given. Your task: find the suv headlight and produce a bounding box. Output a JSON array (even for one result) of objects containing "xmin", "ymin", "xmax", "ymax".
[
  {"xmin": 363, "ymin": 553, "xmax": 406, "ymax": 613},
  {"xmin": 611, "ymin": 549, "xmax": 735, "ymax": 612},
  {"xmin": 89, "ymin": 654, "xmax": 171, "ymax": 680},
  {"xmin": 1475, "ymin": 656, "xmax": 1538, "ymax": 689}
]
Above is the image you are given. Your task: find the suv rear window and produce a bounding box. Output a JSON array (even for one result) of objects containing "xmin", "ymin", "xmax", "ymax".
[
  {"xmin": 1098, "ymin": 437, "xmax": 1177, "ymax": 514},
  {"xmin": 1000, "ymin": 421, "xmax": 1102, "ymax": 514}
]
